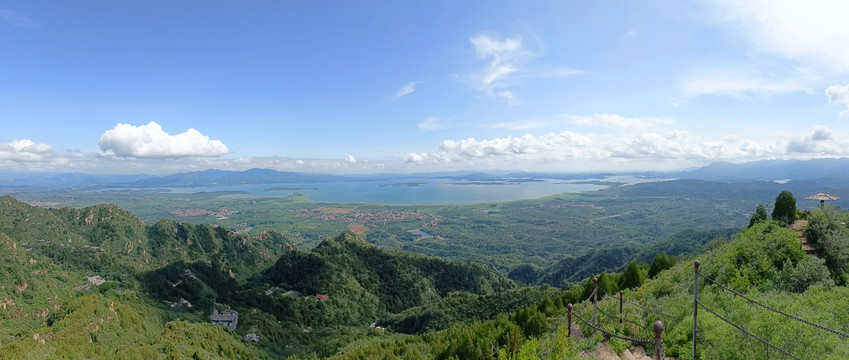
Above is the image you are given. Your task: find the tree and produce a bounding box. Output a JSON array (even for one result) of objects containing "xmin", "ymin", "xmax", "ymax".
[
  {"xmin": 772, "ymin": 191, "xmax": 797, "ymax": 226},
  {"xmin": 749, "ymin": 204, "xmax": 768, "ymax": 228},
  {"xmin": 648, "ymin": 253, "xmax": 677, "ymax": 278},
  {"xmin": 620, "ymin": 261, "xmax": 643, "ymax": 289},
  {"xmin": 597, "ymin": 272, "xmax": 619, "ymax": 295}
]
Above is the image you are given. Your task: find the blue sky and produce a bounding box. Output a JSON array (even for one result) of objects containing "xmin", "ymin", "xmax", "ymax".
[{"xmin": 2, "ymin": 1, "xmax": 849, "ymax": 174}]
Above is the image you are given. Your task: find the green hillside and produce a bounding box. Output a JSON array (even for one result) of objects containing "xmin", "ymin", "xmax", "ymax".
[
  {"xmin": 5, "ymin": 192, "xmax": 849, "ymax": 359},
  {"xmin": 333, "ymin": 205, "xmax": 849, "ymax": 359},
  {"xmin": 0, "ymin": 196, "xmax": 536, "ymax": 358}
]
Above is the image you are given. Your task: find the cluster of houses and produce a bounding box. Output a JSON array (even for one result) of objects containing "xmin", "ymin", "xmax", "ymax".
[
  {"xmin": 210, "ymin": 309, "xmax": 239, "ymax": 330},
  {"xmin": 74, "ymin": 275, "xmax": 106, "ymax": 291}
]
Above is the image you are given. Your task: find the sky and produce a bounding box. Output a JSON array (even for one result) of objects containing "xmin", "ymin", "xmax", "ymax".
[{"xmin": 2, "ymin": 0, "xmax": 849, "ymax": 175}]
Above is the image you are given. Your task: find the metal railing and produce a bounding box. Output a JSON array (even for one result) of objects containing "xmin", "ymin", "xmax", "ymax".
[
  {"xmin": 567, "ymin": 277, "xmax": 666, "ymax": 360},
  {"xmin": 562, "ymin": 260, "xmax": 849, "ymax": 360}
]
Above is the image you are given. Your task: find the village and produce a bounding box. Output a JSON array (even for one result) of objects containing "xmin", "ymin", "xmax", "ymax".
[
  {"xmin": 170, "ymin": 208, "xmax": 236, "ymax": 218},
  {"xmin": 294, "ymin": 208, "xmax": 429, "ymax": 224}
]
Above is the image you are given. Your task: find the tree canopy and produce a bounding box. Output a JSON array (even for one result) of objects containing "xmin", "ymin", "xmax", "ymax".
[
  {"xmin": 749, "ymin": 203, "xmax": 768, "ymax": 228},
  {"xmin": 772, "ymin": 190, "xmax": 796, "ymax": 225}
]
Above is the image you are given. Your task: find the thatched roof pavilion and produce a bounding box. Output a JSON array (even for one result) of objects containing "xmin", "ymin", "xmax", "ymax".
[{"xmin": 805, "ymin": 192, "xmax": 840, "ymax": 207}]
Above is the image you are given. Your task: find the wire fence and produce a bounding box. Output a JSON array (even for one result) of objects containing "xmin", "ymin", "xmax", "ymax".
[
  {"xmin": 698, "ymin": 272, "xmax": 849, "ymax": 338},
  {"xmin": 571, "ymin": 310, "xmax": 655, "ymax": 345},
  {"xmin": 569, "ymin": 280, "xmax": 666, "ymax": 359},
  {"xmin": 697, "ymin": 300, "xmax": 801, "ymax": 360},
  {"xmin": 564, "ymin": 261, "xmax": 849, "ymax": 360},
  {"xmin": 599, "ymin": 287, "xmax": 685, "ymax": 323},
  {"xmin": 596, "ymin": 298, "xmax": 652, "ymax": 331},
  {"xmin": 692, "ymin": 262, "xmax": 848, "ymax": 359}
]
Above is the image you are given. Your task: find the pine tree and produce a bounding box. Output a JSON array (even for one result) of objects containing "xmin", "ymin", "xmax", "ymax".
[
  {"xmin": 620, "ymin": 261, "xmax": 643, "ymax": 289},
  {"xmin": 772, "ymin": 191, "xmax": 797, "ymax": 226}
]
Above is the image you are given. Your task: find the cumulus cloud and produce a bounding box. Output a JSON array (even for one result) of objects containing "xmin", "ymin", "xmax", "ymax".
[
  {"xmin": 98, "ymin": 121, "xmax": 228, "ymax": 158},
  {"xmin": 0, "ymin": 139, "xmax": 53, "ymax": 161},
  {"xmin": 826, "ymin": 84, "xmax": 849, "ymax": 116},
  {"xmin": 786, "ymin": 125, "xmax": 844, "ymax": 153},
  {"xmin": 344, "ymin": 154, "xmax": 357, "ymax": 163},
  {"xmin": 563, "ymin": 113, "xmax": 674, "ymax": 131},
  {"xmin": 391, "ymin": 82, "xmax": 417, "ymax": 100},
  {"xmin": 404, "ymin": 152, "xmax": 430, "ymax": 163},
  {"xmin": 403, "ymin": 124, "xmax": 849, "ymax": 168}
]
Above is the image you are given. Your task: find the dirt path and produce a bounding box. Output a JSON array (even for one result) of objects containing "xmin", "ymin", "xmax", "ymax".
[{"xmin": 790, "ymin": 220, "xmax": 818, "ymax": 257}]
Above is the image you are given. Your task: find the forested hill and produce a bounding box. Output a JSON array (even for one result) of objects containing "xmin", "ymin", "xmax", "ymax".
[
  {"xmin": 334, "ymin": 205, "xmax": 849, "ymax": 359},
  {"xmin": 263, "ymin": 231, "xmax": 516, "ymax": 314},
  {"xmin": 0, "ymin": 196, "xmax": 528, "ymax": 358}
]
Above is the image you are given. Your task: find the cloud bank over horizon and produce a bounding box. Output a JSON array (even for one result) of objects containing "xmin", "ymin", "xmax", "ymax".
[{"xmin": 97, "ymin": 122, "xmax": 229, "ymax": 158}]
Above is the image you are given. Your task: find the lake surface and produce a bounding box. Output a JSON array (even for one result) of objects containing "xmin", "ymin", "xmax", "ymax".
[{"xmin": 106, "ymin": 176, "xmax": 659, "ymax": 205}]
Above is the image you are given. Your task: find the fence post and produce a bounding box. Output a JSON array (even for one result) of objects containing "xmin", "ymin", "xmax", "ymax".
[
  {"xmin": 654, "ymin": 320, "xmax": 664, "ymax": 360},
  {"xmin": 593, "ymin": 277, "xmax": 598, "ymax": 327},
  {"xmin": 693, "ymin": 260, "xmax": 700, "ymax": 360},
  {"xmin": 619, "ymin": 290, "xmax": 623, "ymax": 325},
  {"xmin": 567, "ymin": 303, "xmax": 572, "ymax": 337}
]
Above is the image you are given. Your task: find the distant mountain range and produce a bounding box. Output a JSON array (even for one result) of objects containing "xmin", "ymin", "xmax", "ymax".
[
  {"xmin": 677, "ymin": 158, "xmax": 849, "ymax": 181},
  {"xmin": 122, "ymin": 168, "xmax": 348, "ymax": 187},
  {"xmin": 2, "ymin": 157, "xmax": 849, "ymax": 189},
  {"xmin": 0, "ymin": 172, "xmax": 154, "ymax": 188}
]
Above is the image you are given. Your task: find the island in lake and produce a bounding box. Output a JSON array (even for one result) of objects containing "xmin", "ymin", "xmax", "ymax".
[{"xmin": 264, "ymin": 187, "xmax": 320, "ymax": 192}]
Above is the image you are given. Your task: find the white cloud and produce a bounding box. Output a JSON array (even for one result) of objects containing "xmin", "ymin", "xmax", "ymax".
[
  {"xmin": 682, "ymin": 70, "xmax": 812, "ymax": 98},
  {"xmin": 623, "ymin": 30, "xmax": 637, "ymax": 42},
  {"xmin": 391, "ymin": 82, "xmax": 417, "ymax": 100},
  {"xmin": 344, "ymin": 154, "xmax": 357, "ymax": 163},
  {"xmin": 684, "ymin": 1, "xmax": 849, "ymax": 99},
  {"xmin": 404, "ymin": 124, "xmax": 849, "ymax": 168},
  {"xmin": 495, "ymin": 91, "xmax": 518, "ymax": 105},
  {"xmin": 468, "ymin": 34, "xmax": 525, "ymax": 92},
  {"xmin": 563, "ymin": 113, "xmax": 674, "ymax": 131},
  {"xmin": 98, "ymin": 121, "xmax": 229, "ymax": 158},
  {"xmin": 826, "ymin": 84, "xmax": 849, "ymax": 116},
  {"xmin": 418, "ymin": 116, "xmax": 449, "ymax": 130},
  {"xmin": 464, "ymin": 34, "xmax": 580, "ymax": 103},
  {"xmin": 810, "ymin": 125, "xmax": 834, "ymax": 141},
  {"xmin": 295, "ymin": 159, "xmax": 305, "ymax": 165},
  {"xmin": 704, "ymin": 0, "xmax": 849, "ymax": 73},
  {"xmin": 404, "ymin": 152, "xmax": 429, "ymax": 163},
  {"xmin": 0, "ymin": 139, "xmax": 53, "ymax": 161},
  {"xmin": 786, "ymin": 125, "xmax": 845, "ymax": 153}
]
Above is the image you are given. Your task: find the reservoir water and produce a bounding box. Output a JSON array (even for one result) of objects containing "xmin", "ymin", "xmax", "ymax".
[{"xmin": 112, "ymin": 176, "xmax": 658, "ymax": 205}]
